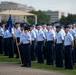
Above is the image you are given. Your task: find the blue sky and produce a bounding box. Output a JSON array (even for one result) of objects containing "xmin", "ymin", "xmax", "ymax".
[{"xmin": 0, "ymin": 0, "xmax": 75, "ymax": 14}]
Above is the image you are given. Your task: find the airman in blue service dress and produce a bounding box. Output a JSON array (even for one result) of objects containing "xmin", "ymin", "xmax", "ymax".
[
  {"xmin": 29, "ymin": 25, "xmax": 36, "ymax": 61},
  {"xmin": 4, "ymin": 25, "xmax": 9, "ymax": 56},
  {"xmin": 36, "ymin": 24, "xmax": 46, "ymax": 64},
  {"xmin": 41, "ymin": 23, "xmax": 47, "ymax": 59},
  {"xmin": 0, "ymin": 23, "xmax": 4, "ymax": 54},
  {"xmin": 14, "ymin": 22, "xmax": 21, "ymax": 58},
  {"xmin": 45, "ymin": 24, "xmax": 55, "ymax": 65},
  {"xmin": 18, "ymin": 26, "xmax": 31, "ymax": 67},
  {"xmin": 55, "ymin": 26, "xmax": 64, "ymax": 68},
  {"xmin": 64, "ymin": 26, "xmax": 74, "ymax": 70},
  {"xmin": 19, "ymin": 23, "xmax": 25, "ymax": 64}
]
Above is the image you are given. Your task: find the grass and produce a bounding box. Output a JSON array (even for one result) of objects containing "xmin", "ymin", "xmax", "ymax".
[{"xmin": 0, "ymin": 54, "xmax": 76, "ymax": 75}]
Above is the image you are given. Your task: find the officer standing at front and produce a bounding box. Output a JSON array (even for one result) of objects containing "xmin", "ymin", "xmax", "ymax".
[
  {"xmin": 55, "ymin": 26, "xmax": 64, "ymax": 68},
  {"xmin": 18, "ymin": 26, "xmax": 31, "ymax": 67},
  {"xmin": 64, "ymin": 26, "xmax": 74, "ymax": 70},
  {"xmin": 36, "ymin": 24, "xmax": 46, "ymax": 64}
]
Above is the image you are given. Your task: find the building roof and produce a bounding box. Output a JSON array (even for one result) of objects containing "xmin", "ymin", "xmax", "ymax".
[{"xmin": 0, "ymin": 10, "xmax": 35, "ymax": 16}]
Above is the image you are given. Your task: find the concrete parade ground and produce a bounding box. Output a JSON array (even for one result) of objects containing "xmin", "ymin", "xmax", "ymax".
[{"xmin": 0, "ymin": 62, "xmax": 72, "ymax": 75}]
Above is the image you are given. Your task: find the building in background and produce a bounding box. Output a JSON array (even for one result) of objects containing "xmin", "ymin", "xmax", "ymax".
[
  {"xmin": 43, "ymin": 10, "xmax": 65, "ymax": 23},
  {"xmin": 0, "ymin": 1, "xmax": 35, "ymax": 22}
]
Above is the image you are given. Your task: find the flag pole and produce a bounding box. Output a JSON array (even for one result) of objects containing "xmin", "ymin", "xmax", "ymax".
[
  {"xmin": 8, "ymin": 10, "xmax": 22, "ymax": 65},
  {"xmin": 16, "ymin": 39, "xmax": 22, "ymax": 65}
]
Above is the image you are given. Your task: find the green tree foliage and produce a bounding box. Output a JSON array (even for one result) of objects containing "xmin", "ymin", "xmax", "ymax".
[
  {"xmin": 59, "ymin": 14, "xmax": 76, "ymax": 25},
  {"xmin": 27, "ymin": 10, "xmax": 50, "ymax": 24},
  {"xmin": 59, "ymin": 16, "xmax": 67, "ymax": 25}
]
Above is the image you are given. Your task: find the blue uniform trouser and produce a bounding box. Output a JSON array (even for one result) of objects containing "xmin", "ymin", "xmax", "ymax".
[
  {"xmin": 14, "ymin": 37, "xmax": 20, "ymax": 58},
  {"xmin": 72, "ymin": 47, "xmax": 75, "ymax": 64},
  {"xmin": 74, "ymin": 46, "xmax": 76, "ymax": 63},
  {"xmin": 55, "ymin": 43, "xmax": 63, "ymax": 67},
  {"xmin": 43, "ymin": 42, "xmax": 47, "ymax": 59},
  {"xmin": 37, "ymin": 41, "xmax": 44, "ymax": 64},
  {"xmin": 8, "ymin": 37, "xmax": 14, "ymax": 58},
  {"xmin": 34, "ymin": 42, "xmax": 37, "ymax": 58},
  {"xmin": 64, "ymin": 45, "xmax": 73, "ymax": 69},
  {"xmin": 46, "ymin": 41, "xmax": 54, "ymax": 65},
  {"xmin": 53, "ymin": 44, "xmax": 56, "ymax": 60},
  {"xmin": 4, "ymin": 38, "xmax": 9, "ymax": 56},
  {"xmin": 23, "ymin": 44, "xmax": 31, "ymax": 66},
  {"xmin": 31, "ymin": 41, "xmax": 36, "ymax": 61},
  {"xmin": 0, "ymin": 36, "xmax": 3, "ymax": 54},
  {"xmin": 19, "ymin": 43, "xmax": 24, "ymax": 64}
]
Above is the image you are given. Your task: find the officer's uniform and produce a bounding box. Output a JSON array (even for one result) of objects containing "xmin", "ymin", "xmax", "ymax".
[
  {"xmin": 36, "ymin": 25, "xmax": 45, "ymax": 64},
  {"xmin": 45, "ymin": 25, "xmax": 55, "ymax": 65},
  {"xmin": 4, "ymin": 27, "xmax": 9, "ymax": 56},
  {"xmin": 60, "ymin": 28, "xmax": 65, "ymax": 37},
  {"xmin": 69, "ymin": 28, "xmax": 75, "ymax": 37},
  {"xmin": 8, "ymin": 28, "xmax": 14, "ymax": 58},
  {"xmin": 64, "ymin": 26, "xmax": 73, "ymax": 69},
  {"xmin": 14, "ymin": 27, "xmax": 21, "ymax": 58},
  {"xmin": 55, "ymin": 26, "xmax": 64, "ymax": 68},
  {"xmin": 42, "ymin": 27, "xmax": 47, "ymax": 59},
  {"xmin": 19, "ymin": 23, "xmax": 25, "ymax": 64},
  {"xmin": 0, "ymin": 25, "xmax": 4, "ymax": 54},
  {"xmin": 74, "ymin": 33, "xmax": 76, "ymax": 63},
  {"xmin": 60, "ymin": 28, "xmax": 65, "ymax": 60},
  {"xmin": 29, "ymin": 26, "xmax": 36, "ymax": 61},
  {"xmin": 21, "ymin": 26, "xmax": 31, "ymax": 67},
  {"xmin": 69, "ymin": 28, "xmax": 76, "ymax": 64},
  {"xmin": 52, "ymin": 24, "xmax": 57, "ymax": 60},
  {"xmin": 33, "ymin": 27, "xmax": 38, "ymax": 34},
  {"xmin": 33, "ymin": 26, "xmax": 38, "ymax": 58},
  {"xmin": 74, "ymin": 27, "xmax": 76, "ymax": 33}
]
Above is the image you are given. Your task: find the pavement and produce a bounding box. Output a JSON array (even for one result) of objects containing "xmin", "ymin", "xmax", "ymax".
[{"xmin": 0, "ymin": 62, "xmax": 72, "ymax": 75}]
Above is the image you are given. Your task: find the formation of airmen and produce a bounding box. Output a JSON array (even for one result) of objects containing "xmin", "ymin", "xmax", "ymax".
[{"xmin": 0, "ymin": 21, "xmax": 76, "ymax": 70}]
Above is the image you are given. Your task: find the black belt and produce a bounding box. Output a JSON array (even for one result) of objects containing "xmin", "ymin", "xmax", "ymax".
[
  {"xmin": 23, "ymin": 43, "xmax": 30, "ymax": 45},
  {"xmin": 56, "ymin": 43, "xmax": 62, "ymax": 45},
  {"xmin": 47, "ymin": 41, "xmax": 53, "ymax": 43},
  {"xmin": 37, "ymin": 41, "xmax": 43, "ymax": 42},
  {"xmin": 65, "ymin": 45, "xmax": 71, "ymax": 47},
  {"xmin": 4, "ymin": 38, "xmax": 9, "ymax": 40}
]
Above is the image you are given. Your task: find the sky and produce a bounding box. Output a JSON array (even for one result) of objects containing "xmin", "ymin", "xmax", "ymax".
[{"xmin": 0, "ymin": 0, "xmax": 75, "ymax": 14}]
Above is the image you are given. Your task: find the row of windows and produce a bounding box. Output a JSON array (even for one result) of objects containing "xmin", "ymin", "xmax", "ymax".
[{"xmin": 0, "ymin": 8, "xmax": 23, "ymax": 11}]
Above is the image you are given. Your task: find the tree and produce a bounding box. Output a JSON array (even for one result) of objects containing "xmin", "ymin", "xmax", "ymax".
[
  {"xmin": 27, "ymin": 10, "xmax": 50, "ymax": 24},
  {"xmin": 67, "ymin": 14, "xmax": 76, "ymax": 22},
  {"xmin": 59, "ymin": 16, "xmax": 67, "ymax": 25},
  {"xmin": 59, "ymin": 14, "xmax": 76, "ymax": 25},
  {"xmin": 66, "ymin": 14, "xmax": 74, "ymax": 23}
]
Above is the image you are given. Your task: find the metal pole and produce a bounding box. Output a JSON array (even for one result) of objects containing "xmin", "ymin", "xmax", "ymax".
[
  {"xmin": 16, "ymin": 39, "xmax": 22, "ymax": 65},
  {"xmin": 35, "ymin": 15, "xmax": 37, "ymax": 24},
  {"xmin": 0, "ymin": 15, "xmax": 1, "ymax": 22},
  {"xmin": 24, "ymin": 16, "xmax": 27, "ymax": 22}
]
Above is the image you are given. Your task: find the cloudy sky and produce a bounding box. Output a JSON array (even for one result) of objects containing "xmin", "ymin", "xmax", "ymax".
[{"xmin": 0, "ymin": 0, "xmax": 75, "ymax": 14}]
